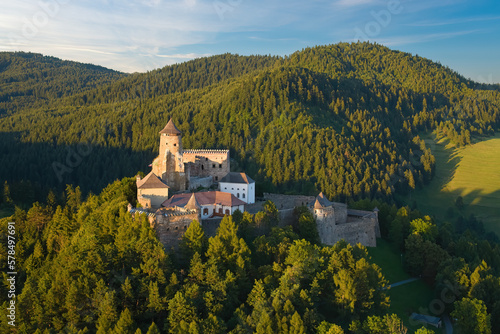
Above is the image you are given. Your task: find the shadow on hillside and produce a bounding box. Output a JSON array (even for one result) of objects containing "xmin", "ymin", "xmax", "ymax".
[
  {"xmin": 445, "ymin": 187, "xmax": 500, "ymax": 232},
  {"xmin": 0, "ymin": 131, "xmax": 156, "ymax": 198},
  {"xmin": 436, "ymin": 140, "xmax": 462, "ymax": 192}
]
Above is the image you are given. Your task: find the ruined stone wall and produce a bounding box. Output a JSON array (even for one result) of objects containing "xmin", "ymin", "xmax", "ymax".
[
  {"xmin": 154, "ymin": 211, "xmax": 200, "ymax": 248},
  {"xmin": 137, "ymin": 188, "xmax": 169, "ymax": 209},
  {"xmin": 184, "ymin": 150, "xmax": 230, "ymax": 182},
  {"xmin": 263, "ymin": 193, "xmax": 315, "ymax": 210},
  {"xmin": 189, "ymin": 176, "xmax": 213, "ymax": 190},
  {"xmin": 137, "ymin": 196, "xmax": 152, "ymax": 209}
]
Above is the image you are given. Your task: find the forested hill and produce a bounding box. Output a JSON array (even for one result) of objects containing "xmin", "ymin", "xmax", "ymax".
[
  {"xmin": 0, "ymin": 42, "xmax": 499, "ymax": 205},
  {"xmin": 0, "ymin": 52, "xmax": 125, "ymax": 115},
  {"xmin": 67, "ymin": 53, "xmax": 280, "ymax": 106}
]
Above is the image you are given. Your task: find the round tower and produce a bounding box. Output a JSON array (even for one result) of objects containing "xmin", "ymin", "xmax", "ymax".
[
  {"xmin": 159, "ymin": 119, "xmax": 183, "ymax": 158},
  {"xmin": 153, "ymin": 119, "xmax": 188, "ymax": 191}
]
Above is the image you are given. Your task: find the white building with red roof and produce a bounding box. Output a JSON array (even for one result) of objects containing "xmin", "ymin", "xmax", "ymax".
[{"xmin": 162, "ymin": 191, "xmax": 246, "ymax": 219}]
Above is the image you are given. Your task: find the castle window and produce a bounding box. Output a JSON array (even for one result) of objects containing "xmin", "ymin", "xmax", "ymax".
[
  {"xmin": 219, "ymin": 208, "xmax": 223, "ymax": 214},
  {"xmin": 225, "ymin": 209, "xmax": 230, "ymax": 215},
  {"xmin": 242, "ymin": 193, "xmax": 245, "ymax": 199},
  {"xmin": 212, "ymin": 164, "xmax": 216, "ymax": 168},
  {"xmin": 224, "ymin": 187, "xmax": 227, "ymax": 190},
  {"xmin": 206, "ymin": 158, "xmax": 208, "ymax": 161},
  {"xmin": 219, "ymin": 164, "xmax": 222, "ymax": 168},
  {"xmin": 173, "ymin": 143, "xmax": 176, "ymax": 147},
  {"xmin": 184, "ymin": 225, "xmax": 187, "ymax": 230},
  {"xmin": 175, "ymin": 226, "xmax": 178, "ymax": 230},
  {"xmin": 215, "ymin": 176, "xmax": 218, "ymax": 181},
  {"xmin": 237, "ymin": 193, "xmax": 240, "ymax": 198},
  {"xmin": 203, "ymin": 208, "xmax": 208, "ymax": 215}
]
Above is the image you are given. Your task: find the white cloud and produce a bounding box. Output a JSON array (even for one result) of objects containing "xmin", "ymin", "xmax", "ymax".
[
  {"xmin": 0, "ymin": 0, "xmax": 497, "ymax": 78},
  {"xmin": 409, "ymin": 15, "xmax": 500, "ymax": 27},
  {"xmin": 375, "ymin": 30, "xmax": 481, "ymax": 46},
  {"xmin": 335, "ymin": 0, "xmax": 378, "ymax": 7},
  {"xmin": 156, "ymin": 53, "xmax": 211, "ymax": 59}
]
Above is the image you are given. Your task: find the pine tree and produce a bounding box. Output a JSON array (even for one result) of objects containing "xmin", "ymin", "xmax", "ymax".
[
  {"xmin": 146, "ymin": 322, "xmax": 161, "ymax": 334},
  {"xmin": 96, "ymin": 291, "xmax": 118, "ymax": 334},
  {"xmin": 289, "ymin": 312, "xmax": 306, "ymax": 334},
  {"xmin": 180, "ymin": 220, "xmax": 206, "ymax": 264},
  {"xmin": 147, "ymin": 281, "xmax": 164, "ymax": 312},
  {"xmin": 113, "ymin": 308, "xmax": 136, "ymax": 334}
]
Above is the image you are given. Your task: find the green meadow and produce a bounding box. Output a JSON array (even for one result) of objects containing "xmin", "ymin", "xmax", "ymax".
[
  {"xmin": 369, "ymin": 239, "xmax": 439, "ymax": 333},
  {"xmin": 402, "ymin": 134, "xmax": 500, "ymax": 234}
]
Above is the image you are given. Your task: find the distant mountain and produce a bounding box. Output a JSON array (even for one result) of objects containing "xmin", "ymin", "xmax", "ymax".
[
  {"xmin": 0, "ymin": 52, "xmax": 125, "ymax": 115},
  {"xmin": 0, "ymin": 42, "xmax": 498, "ymax": 204}
]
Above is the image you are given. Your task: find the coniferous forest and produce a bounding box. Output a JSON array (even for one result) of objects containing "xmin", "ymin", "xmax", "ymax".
[
  {"xmin": 1, "ymin": 42, "xmax": 499, "ymax": 203},
  {"xmin": 1, "ymin": 42, "xmax": 500, "ymax": 333}
]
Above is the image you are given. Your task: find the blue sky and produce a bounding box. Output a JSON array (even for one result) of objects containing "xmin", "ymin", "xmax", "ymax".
[{"xmin": 1, "ymin": 0, "xmax": 499, "ymax": 83}]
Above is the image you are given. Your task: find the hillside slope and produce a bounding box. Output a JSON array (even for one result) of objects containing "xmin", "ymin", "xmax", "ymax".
[
  {"xmin": 0, "ymin": 42, "xmax": 499, "ymax": 204},
  {"xmin": 0, "ymin": 52, "xmax": 125, "ymax": 115}
]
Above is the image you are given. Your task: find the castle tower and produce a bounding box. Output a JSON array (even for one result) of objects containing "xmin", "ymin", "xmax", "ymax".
[
  {"xmin": 311, "ymin": 193, "xmax": 336, "ymax": 245},
  {"xmin": 159, "ymin": 119, "xmax": 183, "ymax": 158},
  {"xmin": 152, "ymin": 119, "xmax": 188, "ymax": 191}
]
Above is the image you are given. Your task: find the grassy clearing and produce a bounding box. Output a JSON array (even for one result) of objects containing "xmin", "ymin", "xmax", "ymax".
[
  {"xmin": 387, "ymin": 280, "xmax": 440, "ymax": 333},
  {"xmin": 369, "ymin": 239, "xmax": 439, "ymax": 333},
  {"xmin": 401, "ymin": 133, "xmax": 500, "ymax": 234},
  {"xmin": 368, "ymin": 239, "xmax": 410, "ymax": 284}
]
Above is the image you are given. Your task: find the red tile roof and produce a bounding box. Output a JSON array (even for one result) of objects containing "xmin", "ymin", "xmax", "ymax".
[{"xmin": 162, "ymin": 191, "xmax": 246, "ymax": 208}]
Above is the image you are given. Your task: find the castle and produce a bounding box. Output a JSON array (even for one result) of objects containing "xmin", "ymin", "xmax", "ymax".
[
  {"xmin": 262, "ymin": 193, "xmax": 380, "ymax": 247},
  {"xmin": 130, "ymin": 119, "xmax": 380, "ymax": 248},
  {"xmin": 136, "ymin": 119, "xmax": 233, "ymax": 209},
  {"xmin": 310, "ymin": 193, "xmax": 380, "ymax": 247}
]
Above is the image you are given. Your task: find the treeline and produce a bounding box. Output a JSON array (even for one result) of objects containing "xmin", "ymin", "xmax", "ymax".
[
  {"xmin": 67, "ymin": 53, "xmax": 280, "ymax": 106},
  {"xmin": 0, "ymin": 52, "xmax": 124, "ymax": 115},
  {"xmin": 0, "ymin": 178, "xmax": 415, "ymax": 333},
  {"xmin": 288, "ymin": 43, "xmax": 500, "ymax": 145},
  {"xmin": 0, "ymin": 42, "xmax": 499, "ymax": 205}
]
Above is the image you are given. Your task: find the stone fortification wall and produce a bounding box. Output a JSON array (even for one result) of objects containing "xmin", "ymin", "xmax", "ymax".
[
  {"xmin": 333, "ymin": 203, "xmax": 348, "ymax": 225},
  {"xmin": 331, "ymin": 218, "xmax": 378, "ymax": 247},
  {"xmin": 263, "ymin": 193, "xmax": 379, "ymax": 247},
  {"xmin": 154, "ymin": 211, "xmax": 200, "ymax": 248},
  {"xmin": 184, "ymin": 150, "xmax": 230, "ymax": 182},
  {"xmin": 277, "ymin": 208, "xmax": 295, "ymax": 227},
  {"xmin": 263, "ymin": 193, "xmax": 315, "ymax": 210},
  {"xmin": 189, "ymin": 176, "xmax": 213, "ymax": 190}
]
